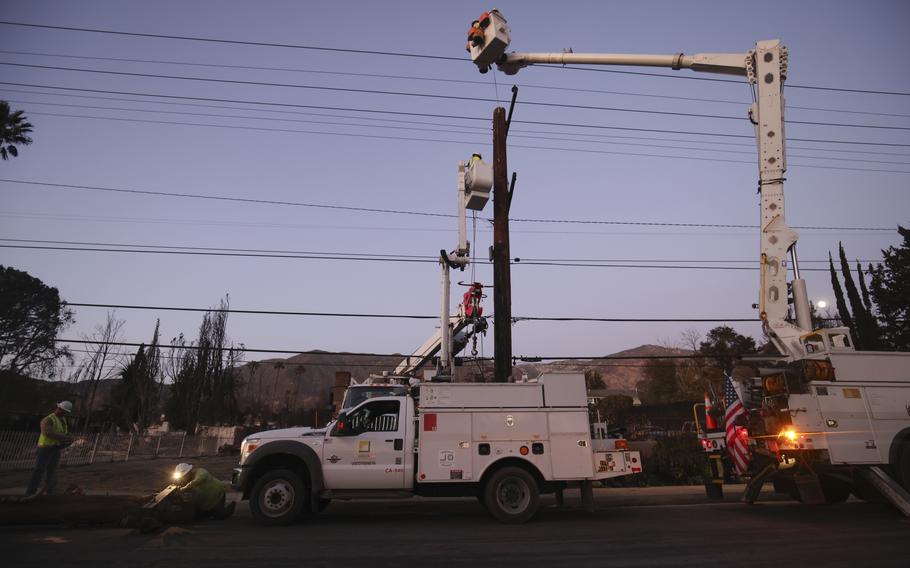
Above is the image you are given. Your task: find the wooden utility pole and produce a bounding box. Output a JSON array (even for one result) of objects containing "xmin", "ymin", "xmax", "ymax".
[{"xmin": 492, "ymin": 107, "xmax": 513, "ymax": 382}]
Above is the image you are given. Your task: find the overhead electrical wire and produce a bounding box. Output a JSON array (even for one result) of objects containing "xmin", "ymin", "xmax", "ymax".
[
  {"xmin": 61, "ymin": 301, "xmax": 839, "ymax": 325},
  {"xmin": 0, "ymin": 238, "xmax": 881, "ymax": 263},
  {"xmin": 0, "ymin": 242, "xmax": 862, "ymax": 272},
  {"xmin": 4, "ymin": 88, "xmax": 908, "ymax": 159},
  {"xmin": 7, "ymin": 98, "xmax": 910, "ymax": 166},
  {"xmin": 0, "ymin": 180, "xmax": 897, "ymax": 231},
  {"xmin": 4, "ymin": 81, "xmax": 908, "ymax": 149},
  {"xmin": 4, "ymin": 48, "xmax": 910, "ymax": 118},
  {"xmin": 2, "ymin": 20, "xmax": 908, "ymax": 96},
  {"xmin": 545, "ymin": 64, "xmax": 910, "ymax": 96},
  {"xmin": 4, "ymin": 61, "xmax": 909, "ymax": 132},
  {"xmin": 56, "ymin": 338, "xmax": 744, "ymax": 361},
  {"xmin": 11, "ymin": 111, "xmax": 909, "ymax": 173}
]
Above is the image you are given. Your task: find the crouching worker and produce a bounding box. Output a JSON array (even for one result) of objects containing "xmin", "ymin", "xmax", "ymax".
[{"xmin": 173, "ymin": 463, "xmax": 235, "ymax": 520}]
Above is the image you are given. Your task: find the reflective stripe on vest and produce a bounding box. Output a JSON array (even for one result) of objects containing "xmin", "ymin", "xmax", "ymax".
[{"xmin": 37, "ymin": 413, "xmax": 68, "ymax": 447}]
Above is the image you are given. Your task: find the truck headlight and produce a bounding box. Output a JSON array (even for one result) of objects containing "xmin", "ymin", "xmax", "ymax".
[
  {"xmin": 240, "ymin": 438, "xmax": 260, "ymax": 463},
  {"xmin": 780, "ymin": 428, "xmax": 798, "ymax": 442}
]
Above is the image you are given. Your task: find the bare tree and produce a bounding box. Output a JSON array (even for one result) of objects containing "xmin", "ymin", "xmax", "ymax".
[
  {"xmin": 79, "ymin": 311, "xmax": 125, "ymax": 432},
  {"xmin": 271, "ymin": 361, "xmax": 286, "ymax": 417},
  {"xmin": 165, "ymin": 296, "xmax": 244, "ymax": 431},
  {"xmin": 245, "ymin": 360, "xmax": 261, "ymax": 412}
]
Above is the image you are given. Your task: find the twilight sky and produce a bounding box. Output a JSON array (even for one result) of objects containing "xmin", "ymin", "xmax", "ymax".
[{"xmin": 1, "ymin": 0, "xmax": 908, "ymax": 373}]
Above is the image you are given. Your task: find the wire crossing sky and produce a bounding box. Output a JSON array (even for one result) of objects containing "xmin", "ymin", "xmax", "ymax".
[{"xmin": 0, "ymin": 0, "xmax": 907, "ymax": 365}]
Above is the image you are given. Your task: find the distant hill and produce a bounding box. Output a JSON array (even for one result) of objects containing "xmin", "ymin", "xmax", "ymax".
[
  {"xmin": 235, "ymin": 344, "xmax": 691, "ymax": 409},
  {"xmin": 2, "ymin": 343, "xmax": 690, "ymax": 428},
  {"xmin": 515, "ymin": 344, "xmax": 692, "ymax": 394}
]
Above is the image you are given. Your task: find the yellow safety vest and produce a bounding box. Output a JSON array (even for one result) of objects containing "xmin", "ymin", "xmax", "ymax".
[{"xmin": 37, "ymin": 413, "xmax": 68, "ymax": 447}]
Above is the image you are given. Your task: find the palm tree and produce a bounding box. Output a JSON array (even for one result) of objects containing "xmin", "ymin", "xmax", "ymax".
[{"xmin": 0, "ymin": 101, "xmax": 33, "ymax": 160}]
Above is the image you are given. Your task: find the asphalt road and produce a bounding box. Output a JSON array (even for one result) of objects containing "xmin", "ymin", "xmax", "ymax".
[{"xmin": 4, "ymin": 490, "xmax": 908, "ymax": 568}]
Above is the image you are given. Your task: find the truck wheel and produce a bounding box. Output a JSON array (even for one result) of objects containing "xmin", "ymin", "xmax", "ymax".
[
  {"xmin": 483, "ymin": 467, "xmax": 540, "ymax": 524},
  {"xmin": 249, "ymin": 469, "xmax": 306, "ymax": 526},
  {"xmin": 897, "ymin": 443, "xmax": 910, "ymax": 491},
  {"xmin": 819, "ymin": 477, "xmax": 850, "ymax": 504}
]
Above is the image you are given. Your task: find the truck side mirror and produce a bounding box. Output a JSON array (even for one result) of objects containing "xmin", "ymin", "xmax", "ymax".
[{"xmin": 331, "ymin": 412, "xmax": 349, "ymax": 437}]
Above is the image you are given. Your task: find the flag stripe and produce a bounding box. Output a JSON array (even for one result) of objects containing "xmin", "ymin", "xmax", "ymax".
[{"xmin": 723, "ymin": 375, "xmax": 749, "ymax": 474}]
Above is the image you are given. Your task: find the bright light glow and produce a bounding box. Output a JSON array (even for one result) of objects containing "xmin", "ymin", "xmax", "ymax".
[
  {"xmin": 172, "ymin": 472, "xmax": 182, "ymax": 480},
  {"xmin": 817, "ymin": 300, "xmax": 828, "ymax": 309},
  {"xmin": 781, "ymin": 428, "xmax": 798, "ymax": 442}
]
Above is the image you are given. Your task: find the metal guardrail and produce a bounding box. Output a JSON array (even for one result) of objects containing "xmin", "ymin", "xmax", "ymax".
[{"xmin": 0, "ymin": 430, "xmax": 234, "ymax": 472}]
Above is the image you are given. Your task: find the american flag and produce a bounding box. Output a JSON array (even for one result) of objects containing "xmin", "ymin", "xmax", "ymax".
[{"xmin": 724, "ymin": 375, "xmax": 750, "ymax": 474}]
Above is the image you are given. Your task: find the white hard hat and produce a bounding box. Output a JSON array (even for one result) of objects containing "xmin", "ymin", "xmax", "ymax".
[
  {"xmin": 57, "ymin": 401, "xmax": 73, "ymax": 413},
  {"xmin": 174, "ymin": 463, "xmax": 193, "ymax": 479}
]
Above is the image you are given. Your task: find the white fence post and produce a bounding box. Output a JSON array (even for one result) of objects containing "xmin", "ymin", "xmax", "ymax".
[
  {"xmin": 125, "ymin": 433, "xmax": 134, "ymax": 462},
  {"xmin": 178, "ymin": 432, "xmax": 187, "ymax": 458},
  {"xmin": 154, "ymin": 435, "xmax": 162, "ymax": 458},
  {"xmin": 89, "ymin": 433, "xmax": 100, "ymax": 465}
]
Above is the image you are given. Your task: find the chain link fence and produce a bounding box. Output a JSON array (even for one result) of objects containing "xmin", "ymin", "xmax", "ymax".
[{"xmin": 0, "ymin": 430, "xmax": 235, "ymax": 472}]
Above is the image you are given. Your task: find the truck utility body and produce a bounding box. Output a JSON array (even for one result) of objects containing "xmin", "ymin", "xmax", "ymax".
[
  {"xmin": 233, "ymin": 374, "xmax": 641, "ymax": 524},
  {"xmin": 778, "ymin": 349, "xmax": 910, "ymax": 467},
  {"xmin": 698, "ymin": 328, "xmax": 910, "ymax": 507}
]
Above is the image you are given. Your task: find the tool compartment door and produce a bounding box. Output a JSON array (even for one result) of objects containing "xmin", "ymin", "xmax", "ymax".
[
  {"xmin": 418, "ymin": 411, "xmax": 474, "ymax": 482},
  {"xmin": 816, "ymin": 386, "xmax": 882, "ymax": 463},
  {"xmin": 548, "ymin": 411, "xmax": 594, "ymax": 479}
]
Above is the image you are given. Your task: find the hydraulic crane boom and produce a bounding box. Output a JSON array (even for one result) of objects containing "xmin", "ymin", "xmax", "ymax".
[{"xmin": 466, "ymin": 10, "xmax": 821, "ymax": 360}]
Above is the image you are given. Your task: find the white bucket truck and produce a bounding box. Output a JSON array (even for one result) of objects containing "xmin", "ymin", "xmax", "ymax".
[{"xmin": 232, "ymin": 373, "xmax": 642, "ymax": 524}]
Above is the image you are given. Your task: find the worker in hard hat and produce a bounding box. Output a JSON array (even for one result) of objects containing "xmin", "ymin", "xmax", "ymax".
[
  {"xmin": 25, "ymin": 401, "xmax": 73, "ymax": 496},
  {"xmin": 173, "ymin": 463, "xmax": 235, "ymax": 520}
]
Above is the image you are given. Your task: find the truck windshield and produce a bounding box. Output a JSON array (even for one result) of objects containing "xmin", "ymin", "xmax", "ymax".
[{"xmin": 342, "ymin": 386, "xmax": 408, "ymax": 410}]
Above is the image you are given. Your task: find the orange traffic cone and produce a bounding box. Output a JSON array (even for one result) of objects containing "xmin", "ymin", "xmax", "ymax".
[{"xmin": 705, "ymin": 392, "xmax": 718, "ymax": 430}]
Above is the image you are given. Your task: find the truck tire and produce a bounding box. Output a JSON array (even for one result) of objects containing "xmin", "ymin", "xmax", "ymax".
[
  {"xmin": 897, "ymin": 443, "xmax": 910, "ymax": 491},
  {"xmin": 483, "ymin": 467, "xmax": 540, "ymax": 524},
  {"xmin": 819, "ymin": 476, "xmax": 850, "ymax": 504},
  {"xmin": 249, "ymin": 468, "xmax": 306, "ymax": 526}
]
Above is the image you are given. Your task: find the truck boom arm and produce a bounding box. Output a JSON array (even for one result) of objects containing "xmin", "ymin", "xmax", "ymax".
[{"xmin": 468, "ymin": 10, "xmax": 813, "ymax": 359}]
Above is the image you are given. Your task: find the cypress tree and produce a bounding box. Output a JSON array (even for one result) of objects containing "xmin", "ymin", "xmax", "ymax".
[{"xmin": 829, "ymin": 252, "xmax": 854, "ymax": 336}]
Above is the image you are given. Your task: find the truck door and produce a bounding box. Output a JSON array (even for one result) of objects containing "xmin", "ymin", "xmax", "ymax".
[
  {"xmin": 323, "ymin": 399, "xmax": 407, "ymax": 489},
  {"xmin": 815, "ymin": 385, "xmax": 883, "ymax": 463}
]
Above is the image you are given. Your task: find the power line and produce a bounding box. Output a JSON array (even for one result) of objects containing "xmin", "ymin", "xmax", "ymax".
[
  {"xmin": 5, "ymin": 61, "xmax": 909, "ymax": 131},
  {"xmin": 57, "ymin": 337, "xmax": 743, "ymax": 361},
  {"xmin": 57, "ymin": 338, "xmax": 409, "ymax": 357},
  {"xmin": 5, "ymin": 81, "xmax": 909, "ymax": 148},
  {"xmin": 0, "ymin": 238, "xmax": 882, "ymax": 264},
  {"xmin": 5, "ymin": 48, "xmax": 909, "ymax": 119},
  {"xmin": 545, "ymin": 64, "xmax": 910, "ymax": 97},
  {"xmin": 0, "ymin": 180, "xmax": 898, "ymax": 231},
  {"xmin": 63, "ymin": 300, "xmax": 772, "ymax": 323},
  {"xmin": 66, "ymin": 302, "xmax": 437, "ymax": 320},
  {"xmin": 0, "ymin": 243, "xmax": 858, "ymax": 272},
  {"xmin": 9, "ymin": 98, "xmax": 910, "ymax": 166},
  {"xmin": 5, "ymin": 86, "xmax": 909, "ymax": 158},
  {"xmin": 0, "ymin": 21, "xmax": 465, "ymax": 61},
  {"xmin": 16, "ymin": 111, "xmax": 910, "ymax": 173},
  {"xmin": 0, "ymin": 178, "xmax": 452, "ymax": 219},
  {"xmin": 2, "ymin": 21, "xmax": 908, "ymax": 96},
  {"xmin": 59, "ymin": 346, "xmax": 719, "ymax": 370}
]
